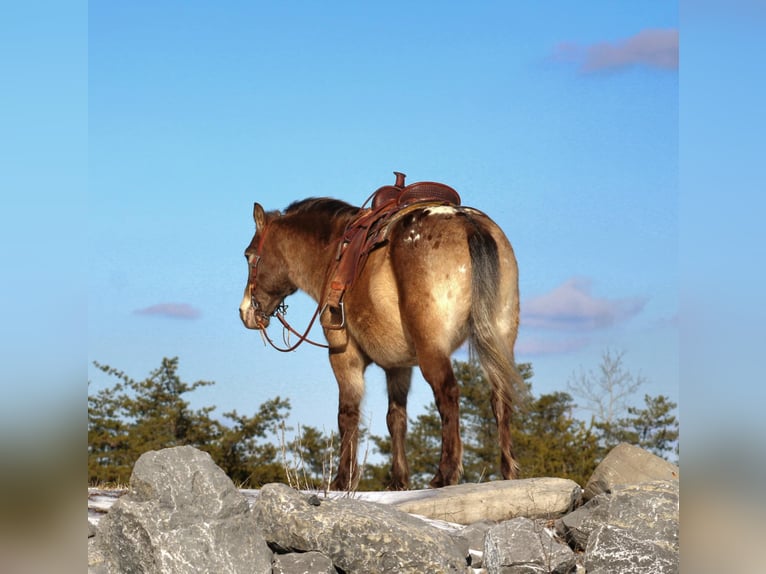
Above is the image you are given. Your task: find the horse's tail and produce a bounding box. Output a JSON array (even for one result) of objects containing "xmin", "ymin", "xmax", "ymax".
[{"xmin": 466, "ymin": 223, "xmax": 524, "ymax": 412}]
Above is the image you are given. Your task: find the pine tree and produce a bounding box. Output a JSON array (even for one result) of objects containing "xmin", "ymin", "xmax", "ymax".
[
  {"xmin": 88, "ymin": 357, "xmax": 220, "ymax": 484},
  {"xmin": 88, "ymin": 357, "xmax": 292, "ymax": 487},
  {"xmin": 211, "ymin": 399, "xmax": 291, "ymax": 487},
  {"xmin": 511, "ymin": 391, "xmax": 599, "ymax": 486},
  {"xmin": 611, "ymin": 394, "xmax": 679, "ymax": 461}
]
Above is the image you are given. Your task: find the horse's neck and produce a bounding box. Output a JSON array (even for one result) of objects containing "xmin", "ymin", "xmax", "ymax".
[{"xmin": 281, "ymin": 219, "xmax": 346, "ymax": 301}]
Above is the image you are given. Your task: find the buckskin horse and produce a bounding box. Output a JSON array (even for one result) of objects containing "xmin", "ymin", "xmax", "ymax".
[{"xmin": 239, "ymin": 172, "xmax": 523, "ymax": 490}]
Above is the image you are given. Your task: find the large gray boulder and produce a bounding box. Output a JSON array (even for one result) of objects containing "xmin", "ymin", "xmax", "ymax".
[
  {"xmin": 583, "ymin": 442, "xmax": 679, "ymax": 501},
  {"xmin": 484, "ymin": 517, "xmax": 577, "ymax": 574},
  {"xmin": 252, "ymin": 482, "xmax": 468, "ymax": 573},
  {"xmin": 556, "ymin": 481, "xmax": 679, "ymax": 573},
  {"xmin": 97, "ymin": 446, "xmax": 272, "ymax": 574}
]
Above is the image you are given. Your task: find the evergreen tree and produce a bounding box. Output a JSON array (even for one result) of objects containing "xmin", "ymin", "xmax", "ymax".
[
  {"xmin": 403, "ymin": 409, "xmax": 443, "ymax": 488},
  {"xmin": 88, "ymin": 357, "xmax": 291, "ymax": 487},
  {"xmin": 211, "ymin": 399, "xmax": 291, "ymax": 487},
  {"xmin": 88, "ymin": 381, "xmax": 133, "ymax": 483},
  {"xmin": 368, "ymin": 408, "xmax": 442, "ymax": 489},
  {"xmin": 88, "ymin": 358, "xmax": 221, "ymax": 484},
  {"xmin": 609, "ymin": 394, "xmax": 679, "ymax": 461},
  {"xmin": 511, "ymin": 391, "xmax": 600, "ymax": 486},
  {"xmin": 89, "ymin": 355, "xmax": 675, "ymax": 491}
]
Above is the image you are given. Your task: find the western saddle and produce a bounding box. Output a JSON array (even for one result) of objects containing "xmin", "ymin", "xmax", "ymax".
[{"xmin": 322, "ymin": 171, "xmax": 461, "ymax": 329}]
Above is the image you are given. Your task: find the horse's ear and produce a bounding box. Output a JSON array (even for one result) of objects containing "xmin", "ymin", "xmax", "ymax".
[{"xmin": 253, "ymin": 203, "xmax": 267, "ymax": 231}]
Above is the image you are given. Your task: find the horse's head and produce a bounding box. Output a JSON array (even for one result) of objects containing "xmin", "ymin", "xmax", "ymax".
[{"xmin": 239, "ymin": 203, "xmax": 297, "ymax": 330}]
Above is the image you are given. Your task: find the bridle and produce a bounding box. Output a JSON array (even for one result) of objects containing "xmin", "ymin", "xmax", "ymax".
[{"xmin": 247, "ymin": 222, "xmax": 329, "ymax": 352}]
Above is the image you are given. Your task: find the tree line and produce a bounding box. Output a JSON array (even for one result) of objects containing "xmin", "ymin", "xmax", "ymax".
[{"xmin": 88, "ymin": 353, "xmax": 678, "ymax": 490}]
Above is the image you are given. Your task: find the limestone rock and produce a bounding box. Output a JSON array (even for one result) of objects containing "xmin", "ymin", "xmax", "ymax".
[
  {"xmin": 391, "ymin": 478, "xmax": 581, "ymax": 525},
  {"xmin": 583, "ymin": 524, "xmax": 678, "ymax": 574},
  {"xmin": 583, "ymin": 443, "xmax": 679, "ymax": 501},
  {"xmin": 252, "ymin": 482, "xmax": 468, "ymax": 573},
  {"xmin": 484, "ymin": 517, "xmax": 576, "ymax": 574},
  {"xmin": 97, "ymin": 446, "xmax": 272, "ymax": 574},
  {"xmin": 556, "ymin": 481, "xmax": 679, "ymax": 573},
  {"xmin": 557, "ymin": 481, "xmax": 678, "ymax": 551},
  {"xmin": 88, "ymin": 444, "xmax": 680, "ymax": 574},
  {"xmin": 272, "ymin": 550, "xmax": 336, "ymax": 574},
  {"xmin": 455, "ymin": 520, "xmax": 496, "ymax": 568}
]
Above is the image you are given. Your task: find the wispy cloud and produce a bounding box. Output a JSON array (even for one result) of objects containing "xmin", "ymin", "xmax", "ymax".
[
  {"xmin": 522, "ymin": 277, "xmax": 646, "ymax": 331},
  {"xmin": 133, "ymin": 303, "xmax": 201, "ymax": 320},
  {"xmin": 552, "ymin": 28, "xmax": 678, "ymax": 74}
]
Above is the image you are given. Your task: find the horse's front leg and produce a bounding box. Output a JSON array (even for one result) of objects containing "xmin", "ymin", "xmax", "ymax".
[
  {"xmin": 327, "ymin": 338, "xmax": 368, "ymax": 491},
  {"xmin": 385, "ymin": 367, "xmax": 412, "ymax": 490}
]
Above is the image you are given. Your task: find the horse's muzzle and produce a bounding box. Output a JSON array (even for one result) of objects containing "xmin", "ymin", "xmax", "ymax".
[{"xmin": 239, "ymin": 300, "xmax": 270, "ymax": 330}]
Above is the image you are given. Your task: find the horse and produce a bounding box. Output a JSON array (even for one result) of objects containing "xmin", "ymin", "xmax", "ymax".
[{"xmin": 239, "ymin": 184, "xmax": 523, "ymax": 490}]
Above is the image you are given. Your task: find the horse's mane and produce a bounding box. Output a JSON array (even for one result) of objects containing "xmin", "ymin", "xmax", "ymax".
[{"xmin": 284, "ymin": 197, "xmax": 361, "ymax": 220}]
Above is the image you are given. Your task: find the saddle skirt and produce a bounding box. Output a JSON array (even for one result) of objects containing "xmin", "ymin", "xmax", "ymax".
[{"xmin": 321, "ymin": 172, "xmax": 461, "ymax": 329}]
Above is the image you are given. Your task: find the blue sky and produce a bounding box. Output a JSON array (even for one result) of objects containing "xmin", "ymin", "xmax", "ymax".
[{"xmin": 87, "ymin": 2, "xmax": 678, "ymax": 440}]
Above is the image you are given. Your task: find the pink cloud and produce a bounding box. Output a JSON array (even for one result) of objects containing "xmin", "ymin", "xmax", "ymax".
[
  {"xmin": 553, "ymin": 28, "xmax": 678, "ymax": 73},
  {"xmin": 133, "ymin": 303, "xmax": 201, "ymax": 319},
  {"xmin": 522, "ymin": 277, "xmax": 646, "ymax": 331}
]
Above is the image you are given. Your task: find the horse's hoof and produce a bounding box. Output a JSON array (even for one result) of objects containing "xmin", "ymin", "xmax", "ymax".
[{"xmin": 428, "ymin": 475, "xmax": 446, "ymax": 489}]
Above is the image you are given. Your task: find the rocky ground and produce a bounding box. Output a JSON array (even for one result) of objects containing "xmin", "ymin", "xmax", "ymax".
[{"xmin": 88, "ymin": 443, "xmax": 678, "ymax": 573}]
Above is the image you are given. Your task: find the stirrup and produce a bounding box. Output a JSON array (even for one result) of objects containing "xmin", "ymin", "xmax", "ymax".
[{"xmin": 320, "ymin": 302, "xmax": 345, "ymax": 330}]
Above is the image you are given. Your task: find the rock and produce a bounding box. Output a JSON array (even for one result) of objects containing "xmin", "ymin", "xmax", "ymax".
[
  {"xmin": 391, "ymin": 478, "xmax": 582, "ymax": 525},
  {"xmin": 556, "ymin": 481, "xmax": 679, "ymax": 573},
  {"xmin": 484, "ymin": 517, "xmax": 576, "ymax": 574},
  {"xmin": 88, "ymin": 529, "xmax": 108, "ymax": 574},
  {"xmin": 272, "ymin": 550, "xmax": 336, "ymax": 574},
  {"xmin": 252, "ymin": 482, "xmax": 468, "ymax": 573},
  {"xmin": 583, "ymin": 524, "xmax": 678, "ymax": 574},
  {"xmin": 455, "ymin": 520, "xmax": 496, "ymax": 568},
  {"xmin": 89, "ymin": 444, "xmax": 680, "ymax": 573},
  {"xmin": 97, "ymin": 446, "xmax": 273, "ymax": 574},
  {"xmin": 583, "ymin": 442, "xmax": 679, "ymax": 501},
  {"xmin": 554, "ymin": 504, "xmax": 591, "ymax": 551},
  {"xmin": 557, "ymin": 481, "xmax": 678, "ymax": 551}
]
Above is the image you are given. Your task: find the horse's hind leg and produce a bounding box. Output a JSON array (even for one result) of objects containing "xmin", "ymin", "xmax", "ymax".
[
  {"xmin": 385, "ymin": 367, "xmax": 412, "ymax": 490},
  {"xmin": 418, "ymin": 352, "xmax": 463, "ymax": 488}
]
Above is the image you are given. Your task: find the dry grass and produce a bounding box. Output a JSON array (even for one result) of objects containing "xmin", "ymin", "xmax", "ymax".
[{"xmin": 279, "ymin": 422, "xmax": 371, "ymax": 498}]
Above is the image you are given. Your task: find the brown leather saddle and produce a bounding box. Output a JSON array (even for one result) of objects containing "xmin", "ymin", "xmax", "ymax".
[{"xmin": 321, "ymin": 172, "xmax": 461, "ymax": 329}]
